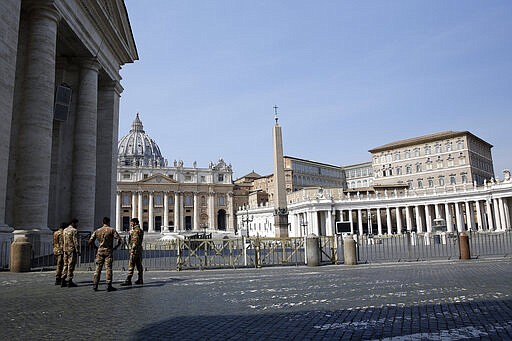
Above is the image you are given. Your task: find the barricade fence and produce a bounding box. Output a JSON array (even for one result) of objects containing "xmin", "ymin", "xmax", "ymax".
[{"xmin": 1, "ymin": 230, "xmax": 509, "ymax": 271}]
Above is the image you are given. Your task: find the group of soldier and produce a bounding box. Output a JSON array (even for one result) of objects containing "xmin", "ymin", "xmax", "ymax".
[{"xmin": 53, "ymin": 217, "xmax": 144, "ymax": 292}]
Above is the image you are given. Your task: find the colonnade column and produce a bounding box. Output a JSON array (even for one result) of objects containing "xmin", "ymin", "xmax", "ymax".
[
  {"xmin": 115, "ymin": 192, "xmax": 121, "ymax": 232},
  {"xmin": 434, "ymin": 204, "xmax": 441, "ymax": 219},
  {"xmin": 70, "ymin": 58, "xmax": 100, "ymax": 231},
  {"xmin": 405, "ymin": 206, "xmax": 412, "ymax": 232},
  {"xmin": 396, "ymin": 207, "xmax": 403, "ymax": 234},
  {"xmin": 498, "ymin": 198, "xmax": 507, "ymax": 230},
  {"xmin": 174, "ymin": 192, "xmax": 180, "ymax": 230},
  {"xmin": 348, "ymin": 209, "xmax": 354, "ymax": 234},
  {"xmin": 454, "ymin": 202, "xmax": 464, "ymax": 232},
  {"xmin": 326, "ymin": 210, "xmax": 334, "ymax": 236},
  {"xmin": 445, "ymin": 203, "xmax": 454, "ymax": 233},
  {"xmin": 137, "ymin": 192, "xmax": 143, "ymax": 225},
  {"xmin": 376, "ymin": 208, "xmax": 382, "ymax": 235},
  {"xmin": 414, "ymin": 206, "xmax": 423, "ymax": 233},
  {"xmin": 179, "ymin": 193, "xmax": 185, "ymax": 230},
  {"xmin": 475, "ymin": 200, "xmax": 484, "ymax": 231},
  {"xmin": 493, "ymin": 198, "xmax": 501, "ymax": 230},
  {"xmin": 503, "ymin": 199, "xmax": 511, "ymax": 228},
  {"xmin": 163, "ymin": 192, "xmax": 169, "ymax": 232},
  {"xmin": 386, "ymin": 207, "xmax": 392, "ymax": 235},
  {"xmin": 425, "ymin": 205, "xmax": 432, "ymax": 233},
  {"xmin": 148, "ymin": 192, "xmax": 154, "ymax": 233},
  {"xmin": 358, "ymin": 209, "xmax": 363, "ymax": 235},
  {"xmin": 486, "ymin": 200, "xmax": 494, "ymax": 230},
  {"xmin": 193, "ymin": 192, "xmax": 199, "ymax": 230},
  {"xmin": 14, "ymin": 4, "xmax": 61, "ymax": 234},
  {"xmin": 465, "ymin": 201, "xmax": 475, "ymax": 230}
]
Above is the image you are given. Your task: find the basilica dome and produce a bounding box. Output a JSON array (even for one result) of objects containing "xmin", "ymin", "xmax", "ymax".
[{"xmin": 118, "ymin": 113, "xmax": 165, "ymax": 167}]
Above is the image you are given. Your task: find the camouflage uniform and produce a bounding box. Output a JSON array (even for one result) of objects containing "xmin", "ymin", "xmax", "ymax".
[
  {"xmin": 53, "ymin": 227, "xmax": 64, "ymax": 283},
  {"xmin": 62, "ymin": 224, "xmax": 79, "ymax": 283},
  {"xmin": 89, "ymin": 224, "xmax": 121, "ymax": 287},
  {"xmin": 127, "ymin": 224, "xmax": 144, "ymax": 282}
]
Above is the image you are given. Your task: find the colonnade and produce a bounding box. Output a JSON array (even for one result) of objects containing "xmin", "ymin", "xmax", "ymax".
[{"xmin": 115, "ymin": 190, "xmax": 232, "ymax": 233}]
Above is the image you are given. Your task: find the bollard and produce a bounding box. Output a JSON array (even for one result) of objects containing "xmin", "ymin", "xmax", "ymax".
[
  {"xmin": 343, "ymin": 237, "xmax": 357, "ymax": 265},
  {"xmin": 459, "ymin": 232, "xmax": 471, "ymax": 260},
  {"xmin": 10, "ymin": 236, "xmax": 32, "ymax": 272},
  {"xmin": 305, "ymin": 234, "xmax": 319, "ymax": 266}
]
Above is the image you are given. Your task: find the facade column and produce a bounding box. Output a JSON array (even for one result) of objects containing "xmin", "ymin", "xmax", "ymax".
[
  {"xmin": 405, "ymin": 206, "xmax": 412, "ymax": 232},
  {"xmin": 208, "ymin": 192, "xmax": 215, "ymax": 229},
  {"xmin": 414, "ymin": 206, "xmax": 422, "ymax": 232},
  {"xmin": 326, "ymin": 210, "xmax": 334, "ymax": 236},
  {"xmin": 396, "ymin": 207, "xmax": 403, "ymax": 234},
  {"xmin": 14, "ymin": 4, "xmax": 61, "ymax": 234},
  {"xmin": 193, "ymin": 192, "xmax": 199, "ymax": 230},
  {"xmin": 504, "ymin": 198, "xmax": 511, "ymax": 228},
  {"xmin": 425, "ymin": 205, "xmax": 432, "ymax": 233},
  {"xmin": 131, "ymin": 192, "xmax": 137, "ymax": 220},
  {"xmin": 70, "ymin": 58, "xmax": 100, "ymax": 231},
  {"xmin": 137, "ymin": 192, "xmax": 143, "ymax": 225},
  {"xmin": 475, "ymin": 200, "xmax": 484, "ymax": 231},
  {"xmin": 493, "ymin": 198, "xmax": 501, "ymax": 230},
  {"xmin": 386, "ymin": 207, "xmax": 392, "ymax": 235},
  {"xmin": 180, "ymin": 193, "xmax": 185, "ymax": 230},
  {"xmin": 348, "ymin": 209, "xmax": 354, "ymax": 234},
  {"xmin": 148, "ymin": 192, "xmax": 154, "ymax": 233},
  {"xmin": 434, "ymin": 204, "xmax": 441, "ymax": 219},
  {"xmin": 163, "ymin": 192, "xmax": 169, "ymax": 232},
  {"xmin": 485, "ymin": 199, "xmax": 495, "ymax": 230},
  {"xmin": 445, "ymin": 203, "xmax": 454, "ymax": 233},
  {"xmin": 376, "ymin": 208, "xmax": 382, "ymax": 235},
  {"xmin": 115, "ymin": 192, "xmax": 121, "ymax": 232},
  {"xmin": 454, "ymin": 202, "xmax": 464, "ymax": 232},
  {"xmin": 95, "ymin": 80, "xmax": 123, "ymax": 227},
  {"xmin": 465, "ymin": 201, "xmax": 475, "ymax": 231},
  {"xmin": 0, "ymin": 0, "xmax": 21, "ymax": 234},
  {"xmin": 498, "ymin": 198, "xmax": 507, "ymax": 230},
  {"xmin": 174, "ymin": 192, "xmax": 180, "ymax": 230},
  {"xmin": 358, "ymin": 209, "xmax": 363, "ymax": 235}
]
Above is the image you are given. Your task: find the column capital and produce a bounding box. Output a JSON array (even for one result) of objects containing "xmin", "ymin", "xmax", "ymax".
[
  {"xmin": 75, "ymin": 57, "xmax": 101, "ymax": 72},
  {"xmin": 26, "ymin": 2, "xmax": 61, "ymax": 23}
]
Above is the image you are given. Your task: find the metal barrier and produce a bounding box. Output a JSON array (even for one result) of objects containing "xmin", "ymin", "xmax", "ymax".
[
  {"xmin": 0, "ymin": 239, "xmax": 11, "ymax": 270},
  {"xmin": 16, "ymin": 230, "xmax": 512, "ymax": 271}
]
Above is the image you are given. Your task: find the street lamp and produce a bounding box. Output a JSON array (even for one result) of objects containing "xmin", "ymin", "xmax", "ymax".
[
  {"xmin": 300, "ymin": 214, "xmax": 308, "ymax": 237},
  {"xmin": 241, "ymin": 206, "xmax": 254, "ymax": 236}
]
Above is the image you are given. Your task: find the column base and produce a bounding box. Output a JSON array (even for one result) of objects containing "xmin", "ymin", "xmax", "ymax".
[{"xmin": 13, "ymin": 228, "xmax": 53, "ymax": 258}]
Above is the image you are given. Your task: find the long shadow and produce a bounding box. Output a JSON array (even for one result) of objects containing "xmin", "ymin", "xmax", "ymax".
[
  {"xmin": 73, "ymin": 278, "xmax": 184, "ymax": 290},
  {"xmin": 131, "ymin": 299, "xmax": 512, "ymax": 340}
]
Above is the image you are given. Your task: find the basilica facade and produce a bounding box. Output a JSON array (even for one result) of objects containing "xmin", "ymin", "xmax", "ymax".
[
  {"xmin": 0, "ymin": 0, "xmax": 137, "ymax": 255},
  {"xmin": 115, "ymin": 114, "xmax": 235, "ymax": 234}
]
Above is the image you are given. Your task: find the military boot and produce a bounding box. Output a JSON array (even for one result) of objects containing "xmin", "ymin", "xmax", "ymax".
[
  {"xmin": 61, "ymin": 279, "xmax": 67, "ymax": 287},
  {"xmin": 67, "ymin": 280, "xmax": 78, "ymax": 288},
  {"xmin": 135, "ymin": 274, "xmax": 143, "ymax": 285},
  {"xmin": 120, "ymin": 276, "xmax": 132, "ymax": 286},
  {"xmin": 92, "ymin": 283, "xmax": 98, "ymax": 291},
  {"xmin": 107, "ymin": 283, "xmax": 117, "ymax": 292},
  {"xmin": 55, "ymin": 278, "xmax": 61, "ymax": 286}
]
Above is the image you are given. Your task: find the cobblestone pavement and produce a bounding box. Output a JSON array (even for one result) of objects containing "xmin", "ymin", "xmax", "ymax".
[{"xmin": 1, "ymin": 258, "xmax": 512, "ymax": 340}]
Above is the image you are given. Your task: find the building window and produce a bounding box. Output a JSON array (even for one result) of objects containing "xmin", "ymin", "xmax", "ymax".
[
  {"xmin": 414, "ymin": 148, "xmax": 420, "ymax": 157},
  {"xmin": 143, "ymin": 195, "xmax": 148, "ymax": 205},
  {"xmin": 123, "ymin": 173, "xmax": 131, "ymax": 179},
  {"xmin": 406, "ymin": 165, "xmax": 412, "ymax": 174},
  {"xmin": 122, "ymin": 194, "xmax": 130, "ymax": 206},
  {"xmin": 407, "ymin": 180, "xmax": 413, "ymax": 189},
  {"xmin": 428, "ymin": 178, "xmax": 434, "ymax": 188},
  {"xmin": 424, "ymin": 145, "xmax": 431, "ymax": 155},
  {"xmin": 439, "ymin": 176, "xmax": 445, "ymax": 186},
  {"xmin": 418, "ymin": 180, "xmax": 423, "ymax": 188},
  {"xmin": 461, "ymin": 173, "xmax": 468, "ymax": 184},
  {"xmin": 416, "ymin": 163, "xmax": 422, "ymax": 172},
  {"xmin": 435, "ymin": 144, "xmax": 441, "ymax": 154},
  {"xmin": 450, "ymin": 175, "xmax": 456, "ymax": 185},
  {"xmin": 185, "ymin": 175, "xmax": 192, "ymax": 181},
  {"xmin": 143, "ymin": 174, "xmax": 148, "ymax": 179},
  {"xmin": 155, "ymin": 194, "xmax": 162, "ymax": 206},
  {"xmin": 218, "ymin": 174, "xmax": 224, "ymax": 182},
  {"xmin": 218, "ymin": 195, "xmax": 225, "ymax": 206},
  {"xmin": 457, "ymin": 140, "xmax": 464, "ymax": 150},
  {"xmin": 185, "ymin": 195, "xmax": 192, "ymax": 206},
  {"xmin": 394, "ymin": 152, "xmax": 400, "ymax": 161},
  {"xmin": 405, "ymin": 150, "xmax": 411, "ymax": 159},
  {"xmin": 201, "ymin": 176, "xmax": 206, "ymax": 182},
  {"xmin": 446, "ymin": 142, "xmax": 452, "ymax": 152}
]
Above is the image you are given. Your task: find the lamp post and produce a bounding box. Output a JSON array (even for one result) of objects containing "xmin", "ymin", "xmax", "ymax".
[
  {"xmin": 300, "ymin": 214, "xmax": 308, "ymax": 237},
  {"xmin": 241, "ymin": 206, "xmax": 254, "ymax": 237}
]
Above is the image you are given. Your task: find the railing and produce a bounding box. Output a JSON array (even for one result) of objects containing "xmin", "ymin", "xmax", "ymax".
[
  {"xmin": 6, "ymin": 230, "xmax": 510, "ymax": 271},
  {"xmin": 0, "ymin": 239, "xmax": 11, "ymax": 270}
]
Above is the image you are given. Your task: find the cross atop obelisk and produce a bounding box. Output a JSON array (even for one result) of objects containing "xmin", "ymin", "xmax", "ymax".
[{"xmin": 272, "ymin": 105, "xmax": 289, "ymax": 237}]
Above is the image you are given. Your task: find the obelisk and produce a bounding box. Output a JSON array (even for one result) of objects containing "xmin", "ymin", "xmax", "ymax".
[{"xmin": 272, "ymin": 106, "xmax": 289, "ymax": 237}]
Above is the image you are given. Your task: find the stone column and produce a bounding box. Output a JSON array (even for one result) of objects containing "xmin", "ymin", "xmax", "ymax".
[
  {"xmin": 148, "ymin": 192, "xmax": 154, "ymax": 233},
  {"xmin": 70, "ymin": 58, "xmax": 100, "ymax": 231},
  {"xmin": 454, "ymin": 202, "xmax": 464, "ymax": 232},
  {"xmin": 503, "ymin": 198, "xmax": 511, "ymax": 228},
  {"xmin": 425, "ymin": 205, "xmax": 432, "ymax": 233},
  {"xmin": 138, "ymin": 192, "xmax": 143, "ymax": 224},
  {"xmin": 131, "ymin": 192, "xmax": 137, "ymax": 220},
  {"xmin": 475, "ymin": 200, "xmax": 484, "ymax": 231},
  {"xmin": 179, "ymin": 193, "xmax": 185, "ymax": 230},
  {"xmin": 163, "ymin": 192, "xmax": 169, "ymax": 231},
  {"xmin": 405, "ymin": 206, "xmax": 412, "ymax": 232},
  {"xmin": 174, "ymin": 192, "xmax": 180, "ymax": 230},
  {"xmin": 358, "ymin": 209, "xmax": 363, "ymax": 235},
  {"xmin": 415, "ymin": 205, "xmax": 423, "ymax": 233},
  {"xmin": 445, "ymin": 203, "xmax": 454, "ymax": 233},
  {"xmin": 115, "ymin": 191, "xmax": 121, "ymax": 232},
  {"xmin": 376, "ymin": 208, "xmax": 382, "ymax": 235},
  {"xmin": 434, "ymin": 204, "xmax": 441, "ymax": 219},
  {"xmin": 0, "ymin": 0, "xmax": 21, "ymax": 235},
  {"xmin": 396, "ymin": 207, "xmax": 403, "ymax": 234},
  {"xmin": 499, "ymin": 198, "xmax": 507, "ymax": 231},
  {"xmin": 208, "ymin": 192, "xmax": 215, "ymax": 229},
  {"xmin": 14, "ymin": 4, "xmax": 60, "ymax": 234},
  {"xmin": 95, "ymin": 80, "xmax": 122, "ymax": 227},
  {"xmin": 326, "ymin": 210, "xmax": 333, "ymax": 236},
  {"xmin": 193, "ymin": 192, "xmax": 199, "ymax": 230},
  {"xmin": 493, "ymin": 198, "xmax": 501, "ymax": 230},
  {"xmin": 465, "ymin": 201, "xmax": 475, "ymax": 231},
  {"xmin": 348, "ymin": 209, "xmax": 354, "ymax": 234},
  {"xmin": 386, "ymin": 207, "xmax": 392, "ymax": 234}
]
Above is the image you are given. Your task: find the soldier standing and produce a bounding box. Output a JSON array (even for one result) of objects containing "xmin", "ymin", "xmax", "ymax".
[
  {"xmin": 53, "ymin": 222, "xmax": 66, "ymax": 285},
  {"xmin": 121, "ymin": 218, "xmax": 144, "ymax": 286},
  {"xmin": 88, "ymin": 217, "xmax": 122, "ymax": 292},
  {"xmin": 61, "ymin": 218, "xmax": 80, "ymax": 287}
]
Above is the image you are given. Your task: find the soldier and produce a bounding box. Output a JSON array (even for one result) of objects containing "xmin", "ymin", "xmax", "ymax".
[
  {"xmin": 121, "ymin": 218, "xmax": 144, "ymax": 286},
  {"xmin": 53, "ymin": 222, "xmax": 67, "ymax": 285},
  {"xmin": 88, "ymin": 217, "xmax": 122, "ymax": 292},
  {"xmin": 61, "ymin": 218, "xmax": 80, "ymax": 287}
]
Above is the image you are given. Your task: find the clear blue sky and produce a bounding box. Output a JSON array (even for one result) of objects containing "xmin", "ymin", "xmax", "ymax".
[{"xmin": 120, "ymin": 0, "xmax": 512, "ymax": 180}]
